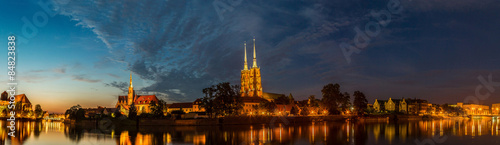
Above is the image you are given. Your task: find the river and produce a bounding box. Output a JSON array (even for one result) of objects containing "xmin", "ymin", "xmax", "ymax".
[{"xmin": 1, "ymin": 118, "xmax": 500, "ymax": 145}]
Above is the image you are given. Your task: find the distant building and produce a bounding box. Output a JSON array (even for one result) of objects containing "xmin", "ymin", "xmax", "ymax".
[
  {"xmin": 373, "ymin": 98, "xmax": 407, "ymax": 113},
  {"xmin": 193, "ymin": 99, "xmax": 205, "ymax": 112},
  {"xmin": 241, "ymin": 97, "xmax": 267, "ymax": 115},
  {"xmin": 83, "ymin": 106, "xmax": 118, "ymax": 118},
  {"xmin": 276, "ymin": 104, "xmax": 294, "ymax": 115},
  {"xmin": 167, "ymin": 103, "xmax": 193, "ymax": 113},
  {"xmin": 406, "ymin": 99, "xmax": 430, "ymax": 115},
  {"xmin": 458, "ymin": 103, "xmax": 489, "ymax": 115},
  {"xmin": 493, "ymin": 103, "xmax": 500, "ymax": 115},
  {"xmin": 115, "ymin": 73, "xmax": 160, "ymax": 116},
  {"xmin": 0, "ymin": 91, "xmax": 33, "ymax": 113}
]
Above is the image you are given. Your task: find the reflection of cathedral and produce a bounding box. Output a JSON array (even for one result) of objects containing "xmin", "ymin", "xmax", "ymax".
[
  {"xmin": 240, "ymin": 38, "xmax": 263, "ymax": 97},
  {"xmin": 115, "ymin": 73, "xmax": 159, "ymax": 116}
]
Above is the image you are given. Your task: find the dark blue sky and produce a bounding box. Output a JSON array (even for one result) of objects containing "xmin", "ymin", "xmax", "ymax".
[{"xmin": 1, "ymin": 0, "xmax": 500, "ymax": 112}]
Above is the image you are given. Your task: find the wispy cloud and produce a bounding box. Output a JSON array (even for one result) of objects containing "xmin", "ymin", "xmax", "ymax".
[
  {"xmin": 107, "ymin": 73, "xmax": 121, "ymax": 79},
  {"xmin": 51, "ymin": 0, "xmax": 500, "ymax": 103},
  {"xmin": 72, "ymin": 75, "xmax": 101, "ymax": 83}
]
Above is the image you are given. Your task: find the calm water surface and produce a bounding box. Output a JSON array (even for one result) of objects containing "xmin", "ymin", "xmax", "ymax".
[{"xmin": 1, "ymin": 118, "xmax": 500, "ymax": 145}]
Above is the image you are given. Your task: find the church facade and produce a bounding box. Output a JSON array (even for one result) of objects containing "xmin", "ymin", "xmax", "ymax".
[
  {"xmin": 115, "ymin": 73, "xmax": 159, "ymax": 116},
  {"xmin": 240, "ymin": 38, "xmax": 263, "ymax": 97}
]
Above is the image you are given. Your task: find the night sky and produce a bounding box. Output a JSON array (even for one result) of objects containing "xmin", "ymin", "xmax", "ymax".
[{"xmin": 1, "ymin": 0, "xmax": 500, "ymax": 113}]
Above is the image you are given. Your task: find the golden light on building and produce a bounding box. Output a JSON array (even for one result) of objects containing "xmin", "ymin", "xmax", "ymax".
[{"xmin": 240, "ymin": 38, "xmax": 263, "ymax": 97}]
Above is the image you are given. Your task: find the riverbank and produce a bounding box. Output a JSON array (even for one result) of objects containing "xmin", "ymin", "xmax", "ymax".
[
  {"xmin": 62, "ymin": 114, "xmax": 470, "ymax": 127},
  {"xmin": 64, "ymin": 115, "xmax": 348, "ymax": 126}
]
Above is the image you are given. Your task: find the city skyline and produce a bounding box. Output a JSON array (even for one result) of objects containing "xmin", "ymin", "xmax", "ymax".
[{"xmin": 1, "ymin": 0, "xmax": 500, "ymax": 114}]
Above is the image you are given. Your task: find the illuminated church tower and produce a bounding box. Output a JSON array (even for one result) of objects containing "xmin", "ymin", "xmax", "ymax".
[
  {"xmin": 241, "ymin": 38, "xmax": 263, "ymax": 97},
  {"xmin": 128, "ymin": 72, "xmax": 135, "ymax": 105}
]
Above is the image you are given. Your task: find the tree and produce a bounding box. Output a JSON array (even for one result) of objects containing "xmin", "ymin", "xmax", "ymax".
[
  {"xmin": 288, "ymin": 93, "xmax": 295, "ymax": 104},
  {"xmin": 200, "ymin": 90, "xmax": 216, "ymax": 118},
  {"xmin": 149, "ymin": 99, "xmax": 167, "ymax": 118},
  {"xmin": 290, "ymin": 106, "xmax": 298, "ymax": 115},
  {"xmin": 75, "ymin": 108, "xmax": 86, "ymax": 121},
  {"xmin": 353, "ymin": 91, "xmax": 368, "ymax": 115},
  {"xmin": 200, "ymin": 82, "xmax": 242, "ymax": 118},
  {"xmin": 340, "ymin": 92, "xmax": 351, "ymax": 112},
  {"xmin": 35, "ymin": 104, "xmax": 43, "ymax": 119},
  {"xmin": 65, "ymin": 105, "xmax": 84, "ymax": 120},
  {"xmin": 308, "ymin": 95, "xmax": 319, "ymax": 107},
  {"xmin": 129, "ymin": 103, "xmax": 137, "ymax": 120},
  {"xmin": 300, "ymin": 107, "xmax": 309, "ymax": 116},
  {"xmin": 321, "ymin": 83, "xmax": 350, "ymax": 115},
  {"xmin": 275, "ymin": 95, "xmax": 291, "ymax": 105},
  {"xmin": 259, "ymin": 101, "xmax": 276, "ymax": 114}
]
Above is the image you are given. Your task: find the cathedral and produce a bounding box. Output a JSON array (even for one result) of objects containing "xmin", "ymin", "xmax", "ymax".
[
  {"xmin": 240, "ymin": 38, "xmax": 263, "ymax": 97},
  {"xmin": 116, "ymin": 73, "xmax": 159, "ymax": 116}
]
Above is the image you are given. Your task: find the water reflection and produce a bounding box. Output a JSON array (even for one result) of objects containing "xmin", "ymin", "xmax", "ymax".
[{"xmin": 0, "ymin": 118, "xmax": 499, "ymax": 144}]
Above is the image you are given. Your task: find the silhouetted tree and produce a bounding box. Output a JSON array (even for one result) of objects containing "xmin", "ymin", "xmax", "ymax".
[
  {"xmin": 290, "ymin": 106, "xmax": 298, "ymax": 115},
  {"xmin": 321, "ymin": 83, "xmax": 350, "ymax": 115},
  {"xmin": 259, "ymin": 101, "xmax": 276, "ymax": 114},
  {"xmin": 308, "ymin": 95, "xmax": 319, "ymax": 107},
  {"xmin": 300, "ymin": 107, "xmax": 309, "ymax": 116},
  {"xmin": 65, "ymin": 104, "xmax": 85, "ymax": 120},
  {"xmin": 149, "ymin": 99, "xmax": 167, "ymax": 118},
  {"xmin": 275, "ymin": 95, "xmax": 291, "ymax": 105},
  {"xmin": 201, "ymin": 82, "xmax": 242, "ymax": 118},
  {"xmin": 129, "ymin": 103, "xmax": 137, "ymax": 120},
  {"xmin": 35, "ymin": 104, "xmax": 44, "ymax": 119},
  {"xmin": 353, "ymin": 91, "xmax": 368, "ymax": 115}
]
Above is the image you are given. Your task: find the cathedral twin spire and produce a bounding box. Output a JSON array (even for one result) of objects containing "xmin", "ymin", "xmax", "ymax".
[
  {"xmin": 243, "ymin": 37, "xmax": 258, "ymax": 70},
  {"xmin": 241, "ymin": 37, "xmax": 263, "ymax": 98}
]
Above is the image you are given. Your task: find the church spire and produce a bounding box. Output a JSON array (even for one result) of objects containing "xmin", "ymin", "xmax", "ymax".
[
  {"xmin": 244, "ymin": 42, "xmax": 248, "ymax": 70},
  {"xmin": 129, "ymin": 72, "xmax": 133, "ymax": 88},
  {"xmin": 252, "ymin": 37, "xmax": 257, "ymax": 68}
]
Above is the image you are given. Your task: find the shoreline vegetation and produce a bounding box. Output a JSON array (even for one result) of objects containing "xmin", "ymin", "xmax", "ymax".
[
  {"xmin": 62, "ymin": 114, "xmax": 473, "ymax": 127},
  {"xmin": 61, "ymin": 82, "xmax": 491, "ymax": 128}
]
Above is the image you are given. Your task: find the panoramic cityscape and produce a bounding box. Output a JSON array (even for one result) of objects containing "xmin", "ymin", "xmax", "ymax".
[{"xmin": 2, "ymin": 0, "xmax": 500, "ymax": 145}]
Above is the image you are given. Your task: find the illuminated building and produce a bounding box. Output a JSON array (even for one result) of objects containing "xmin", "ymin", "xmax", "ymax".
[
  {"xmin": 167, "ymin": 103, "xmax": 194, "ymax": 113},
  {"xmin": 0, "ymin": 91, "xmax": 33, "ymax": 117},
  {"xmin": 458, "ymin": 103, "xmax": 489, "ymax": 115},
  {"xmin": 492, "ymin": 103, "xmax": 500, "ymax": 115},
  {"xmin": 115, "ymin": 73, "xmax": 159, "ymax": 116},
  {"xmin": 192, "ymin": 99, "xmax": 205, "ymax": 112},
  {"xmin": 240, "ymin": 38, "xmax": 263, "ymax": 98},
  {"xmin": 372, "ymin": 98, "xmax": 407, "ymax": 113}
]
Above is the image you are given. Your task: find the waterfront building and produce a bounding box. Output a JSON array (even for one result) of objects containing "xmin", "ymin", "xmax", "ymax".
[
  {"xmin": 276, "ymin": 104, "xmax": 294, "ymax": 115},
  {"xmin": 193, "ymin": 99, "xmax": 205, "ymax": 112},
  {"xmin": 373, "ymin": 98, "xmax": 407, "ymax": 113},
  {"xmin": 492, "ymin": 103, "xmax": 500, "ymax": 115},
  {"xmin": 241, "ymin": 97, "xmax": 268, "ymax": 115},
  {"xmin": 373, "ymin": 99, "xmax": 382, "ymax": 112},
  {"xmin": 115, "ymin": 73, "xmax": 160, "ymax": 116},
  {"xmin": 406, "ymin": 99, "xmax": 429, "ymax": 115},
  {"xmin": 0, "ymin": 92, "xmax": 33, "ymax": 112},
  {"xmin": 457, "ymin": 103, "xmax": 489, "ymax": 115},
  {"xmin": 167, "ymin": 103, "xmax": 194, "ymax": 113},
  {"xmin": 83, "ymin": 106, "xmax": 117, "ymax": 118}
]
